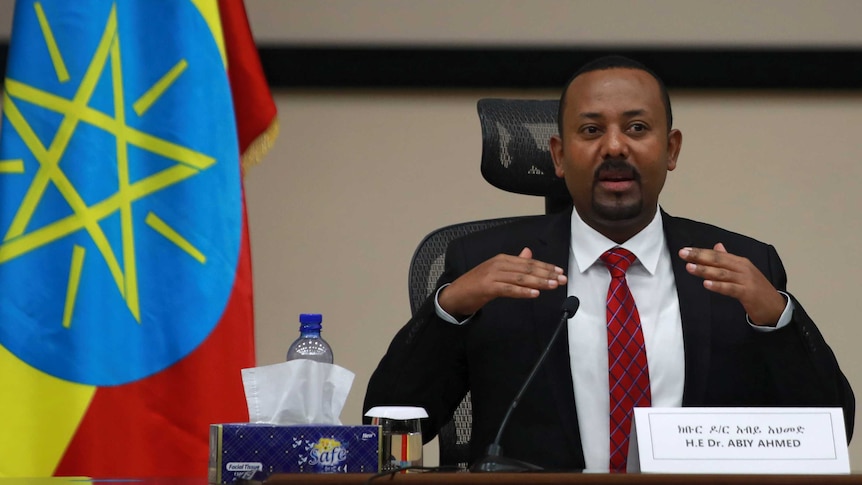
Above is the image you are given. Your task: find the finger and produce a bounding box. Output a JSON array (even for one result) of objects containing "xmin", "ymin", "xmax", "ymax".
[
  {"xmin": 679, "ymin": 246, "xmax": 733, "ymax": 268},
  {"xmin": 687, "ymin": 247, "xmax": 755, "ymax": 283},
  {"xmin": 701, "ymin": 278, "xmax": 743, "ymax": 299},
  {"xmin": 516, "ymin": 248, "xmax": 565, "ymax": 275},
  {"xmin": 685, "ymin": 261, "xmax": 735, "ymax": 283},
  {"xmin": 505, "ymin": 264, "xmax": 568, "ymax": 287},
  {"xmin": 498, "ymin": 274, "xmax": 570, "ymax": 295},
  {"xmin": 494, "ymin": 282, "xmax": 541, "ymax": 299},
  {"xmin": 678, "ymin": 247, "xmax": 707, "ymax": 262},
  {"xmin": 499, "ymin": 253, "xmax": 565, "ymax": 278}
]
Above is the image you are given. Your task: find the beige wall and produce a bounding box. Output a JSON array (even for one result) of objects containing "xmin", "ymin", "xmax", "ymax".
[
  {"xmin": 245, "ymin": 89, "xmax": 862, "ymax": 469},
  {"xmin": 5, "ymin": 0, "xmax": 862, "ymax": 46},
  {"xmin": 243, "ymin": 0, "xmax": 862, "ymax": 46}
]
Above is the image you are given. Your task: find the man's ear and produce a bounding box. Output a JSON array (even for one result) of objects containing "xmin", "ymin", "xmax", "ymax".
[
  {"xmin": 550, "ymin": 134, "xmax": 565, "ymax": 178},
  {"xmin": 666, "ymin": 129, "xmax": 682, "ymax": 171}
]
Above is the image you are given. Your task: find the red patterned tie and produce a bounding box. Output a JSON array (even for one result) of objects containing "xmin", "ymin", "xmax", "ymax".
[{"xmin": 601, "ymin": 247, "xmax": 651, "ymax": 471}]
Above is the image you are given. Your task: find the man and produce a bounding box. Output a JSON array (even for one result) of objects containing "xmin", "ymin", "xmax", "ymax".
[{"xmin": 364, "ymin": 56, "xmax": 854, "ymax": 472}]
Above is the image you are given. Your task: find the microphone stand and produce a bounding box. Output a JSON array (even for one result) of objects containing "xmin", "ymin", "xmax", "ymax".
[{"xmin": 470, "ymin": 296, "xmax": 580, "ymax": 472}]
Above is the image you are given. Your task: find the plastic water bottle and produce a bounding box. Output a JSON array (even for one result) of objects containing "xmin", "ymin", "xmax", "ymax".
[{"xmin": 286, "ymin": 313, "xmax": 334, "ymax": 363}]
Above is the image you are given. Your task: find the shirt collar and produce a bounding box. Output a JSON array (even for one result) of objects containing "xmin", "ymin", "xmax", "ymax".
[{"xmin": 570, "ymin": 207, "xmax": 665, "ymax": 275}]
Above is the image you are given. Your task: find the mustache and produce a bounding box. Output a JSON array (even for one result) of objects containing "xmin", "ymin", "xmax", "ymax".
[{"xmin": 593, "ymin": 158, "xmax": 641, "ymax": 181}]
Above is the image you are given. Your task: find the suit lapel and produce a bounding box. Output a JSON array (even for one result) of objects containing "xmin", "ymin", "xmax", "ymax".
[
  {"xmin": 661, "ymin": 210, "xmax": 712, "ymax": 405},
  {"xmin": 528, "ymin": 209, "xmax": 585, "ymax": 463}
]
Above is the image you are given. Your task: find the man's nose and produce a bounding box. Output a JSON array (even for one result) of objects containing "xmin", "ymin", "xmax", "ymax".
[{"xmin": 601, "ymin": 128, "xmax": 628, "ymax": 159}]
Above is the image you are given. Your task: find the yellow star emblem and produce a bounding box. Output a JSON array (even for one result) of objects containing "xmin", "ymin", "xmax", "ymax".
[{"xmin": 0, "ymin": 3, "xmax": 214, "ymax": 328}]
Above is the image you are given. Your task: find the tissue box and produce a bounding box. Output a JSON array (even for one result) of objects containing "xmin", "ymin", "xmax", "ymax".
[{"xmin": 209, "ymin": 423, "xmax": 381, "ymax": 483}]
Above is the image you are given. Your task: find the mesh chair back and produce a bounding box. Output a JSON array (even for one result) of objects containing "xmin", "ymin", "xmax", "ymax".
[
  {"xmin": 477, "ymin": 99, "xmax": 571, "ymax": 212},
  {"xmin": 407, "ymin": 217, "xmax": 526, "ymax": 469},
  {"xmin": 405, "ymin": 98, "xmax": 571, "ymax": 469}
]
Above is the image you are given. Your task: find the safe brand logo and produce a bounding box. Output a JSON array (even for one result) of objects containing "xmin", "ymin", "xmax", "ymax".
[{"xmin": 308, "ymin": 437, "xmax": 348, "ymax": 470}]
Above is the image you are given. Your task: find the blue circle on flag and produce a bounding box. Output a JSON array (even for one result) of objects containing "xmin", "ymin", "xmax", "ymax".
[{"xmin": 0, "ymin": 1, "xmax": 242, "ymax": 386}]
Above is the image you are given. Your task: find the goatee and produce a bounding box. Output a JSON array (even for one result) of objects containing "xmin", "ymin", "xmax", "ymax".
[{"xmin": 592, "ymin": 158, "xmax": 642, "ymax": 220}]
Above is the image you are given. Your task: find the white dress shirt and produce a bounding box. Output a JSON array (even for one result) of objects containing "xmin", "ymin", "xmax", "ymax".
[{"xmin": 568, "ymin": 209, "xmax": 684, "ymax": 471}]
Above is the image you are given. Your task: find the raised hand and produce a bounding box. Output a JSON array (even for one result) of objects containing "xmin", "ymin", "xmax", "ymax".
[
  {"xmin": 679, "ymin": 242, "xmax": 786, "ymax": 326},
  {"xmin": 438, "ymin": 247, "xmax": 567, "ymax": 318}
]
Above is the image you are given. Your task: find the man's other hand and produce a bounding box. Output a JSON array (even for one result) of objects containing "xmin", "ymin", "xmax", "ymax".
[{"xmin": 679, "ymin": 243, "xmax": 786, "ymax": 326}]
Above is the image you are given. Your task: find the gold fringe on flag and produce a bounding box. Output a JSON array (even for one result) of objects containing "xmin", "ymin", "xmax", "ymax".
[{"xmin": 241, "ymin": 116, "xmax": 279, "ymax": 176}]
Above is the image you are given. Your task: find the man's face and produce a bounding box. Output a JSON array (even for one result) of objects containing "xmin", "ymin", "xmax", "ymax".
[{"xmin": 550, "ymin": 68, "xmax": 682, "ymax": 242}]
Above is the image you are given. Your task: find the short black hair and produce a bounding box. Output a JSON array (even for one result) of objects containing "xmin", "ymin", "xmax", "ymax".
[{"xmin": 556, "ymin": 55, "xmax": 673, "ymax": 136}]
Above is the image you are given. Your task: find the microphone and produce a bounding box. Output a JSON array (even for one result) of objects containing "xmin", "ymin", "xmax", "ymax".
[{"xmin": 470, "ymin": 295, "xmax": 581, "ymax": 473}]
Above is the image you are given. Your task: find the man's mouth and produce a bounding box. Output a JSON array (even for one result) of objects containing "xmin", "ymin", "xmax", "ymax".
[
  {"xmin": 596, "ymin": 163, "xmax": 638, "ymax": 192},
  {"xmin": 598, "ymin": 179, "xmax": 636, "ymax": 192}
]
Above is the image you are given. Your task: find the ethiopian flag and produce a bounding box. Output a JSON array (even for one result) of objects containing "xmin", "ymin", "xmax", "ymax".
[{"xmin": 0, "ymin": 0, "xmax": 274, "ymax": 477}]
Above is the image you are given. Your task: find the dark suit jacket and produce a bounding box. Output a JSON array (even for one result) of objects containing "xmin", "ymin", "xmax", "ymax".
[{"xmin": 364, "ymin": 208, "xmax": 854, "ymax": 470}]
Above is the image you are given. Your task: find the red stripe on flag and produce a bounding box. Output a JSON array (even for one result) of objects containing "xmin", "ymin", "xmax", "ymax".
[
  {"xmin": 54, "ymin": 209, "xmax": 255, "ymax": 478},
  {"xmin": 219, "ymin": 0, "xmax": 277, "ymax": 156}
]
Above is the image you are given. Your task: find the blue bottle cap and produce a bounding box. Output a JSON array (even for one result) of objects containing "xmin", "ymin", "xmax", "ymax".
[{"xmin": 299, "ymin": 313, "xmax": 322, "ymax": 324}]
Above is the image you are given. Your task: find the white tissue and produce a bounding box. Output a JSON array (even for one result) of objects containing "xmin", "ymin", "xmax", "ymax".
[{"xmin": 241, "ymin": 360, "xmax": 355, "ymax": 425}]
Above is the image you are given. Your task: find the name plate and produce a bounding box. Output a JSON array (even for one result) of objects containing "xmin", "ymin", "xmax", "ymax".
[{"xmin": 628, "ymin": 407, "xmax": 849, "ymax": 474}]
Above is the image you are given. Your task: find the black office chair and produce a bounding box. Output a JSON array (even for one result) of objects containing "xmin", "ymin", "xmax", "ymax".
[
  {"xmin": 407, "ymin": 216, "xmax": 527, "ymax": 471},
  {"xmin": 406, "ymin": 98, "xmax": 570, "ymax": 469}
]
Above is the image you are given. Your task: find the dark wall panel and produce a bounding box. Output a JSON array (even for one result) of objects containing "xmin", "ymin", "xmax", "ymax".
[{"xmin": 3, "ymin": 44, "xmax": 862, "ymax": 90}]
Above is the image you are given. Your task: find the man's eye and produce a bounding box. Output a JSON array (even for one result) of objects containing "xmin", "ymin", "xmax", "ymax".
[
  {"xmin": 583, "ymin": 126, "xmax": 599, "ymax": 134},
  {"xmin": 629, "ymin": 123, "xmax": 647, "ymax": 132}
]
